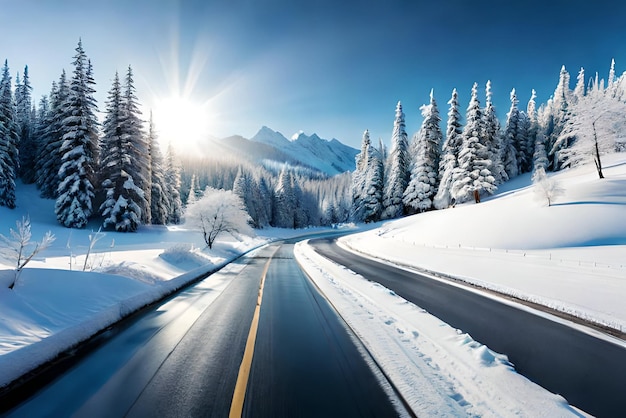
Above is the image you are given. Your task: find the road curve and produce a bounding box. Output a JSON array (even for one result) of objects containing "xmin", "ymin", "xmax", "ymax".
[
  {"xmin": 311, "ymin": 237, "xmax": 626, "ymax": 418},
  {"xmin": 2, "ymin": 241, "xmax": 402, "ymax": 417}
]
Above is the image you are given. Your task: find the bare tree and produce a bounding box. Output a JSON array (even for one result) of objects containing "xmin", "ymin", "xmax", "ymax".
[
  {"xmin": 184, "ymin": 188, "xmax": 254, "ymax": 249},
  {"xmin": 553, "ymin": 92, "xmax": 626, "ymax": 178},
  {"xmin": 533, "ymin": 167, "xmax": 564, "ymax": 207},
  {"xmin": 0, "ymin": 217, "xmax": 55, "ymax": 288}
]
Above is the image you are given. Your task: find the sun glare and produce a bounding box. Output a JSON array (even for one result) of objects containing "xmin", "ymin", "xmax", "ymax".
[{"xmin": 152, "ymin": 95, "xmax": 211, "ymax": 152}]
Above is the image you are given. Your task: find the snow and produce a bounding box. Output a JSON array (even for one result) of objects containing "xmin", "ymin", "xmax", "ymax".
[{"xmin": 1, "ymin": 153, "xmax": 624, "ymax": 415}]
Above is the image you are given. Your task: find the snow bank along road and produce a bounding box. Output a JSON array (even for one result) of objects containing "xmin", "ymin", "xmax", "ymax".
[
  {"xmin": 310, "ymin": 238, "xmax": 626, "ymax": 417},
  {"xmin": 1, "ymin": 242, "xmax": 405, "ymax": 417}
]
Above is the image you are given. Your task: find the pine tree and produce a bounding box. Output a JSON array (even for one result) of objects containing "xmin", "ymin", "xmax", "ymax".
[
  {"xmin": 147, "ymin": 114, "xmax": 169, "ymax": 225},
  {"xmin": 350, "ymin": 129, "xmax": 371, "ymax": 221},
  {"xmin": 573, "ymin": 67, "xmax": 585, "ymax": 102},
  {"xmin": 55, "ymin": 40, "xmax": 100, "ymax": 228},
  {"xmin": 403, "ymin": 90, "xmax": 441, "ymax": 213},
  {"xmin": 0, "ymin": 60, "xmax": 18, "ymax": 208},
  {"xmin": 382, "ymin": 101, "xmax": 410, "ymax": 219},
  {"xmin": 36, "ymin": 73, "xmax": 70, "ymax": 198},
  {"xmin": 434, "ymin": 88, "xmax": 463, "ymax": 209},
  {"xmin": 548, "ymin": 65, "xmax": 572, "ymax": 170},
  {"xmin": 98, "ymin": 67, "xmax": 151, "ymax": 232},
  {"xmin": 273, "ymin": 167, "xmax": 296, "ymax": 228},
  {"xmin": 482, "ymin": 80, "xmax": 507, "ymax": 185},
  {"xmin": 16, "ymin": 66, "xmax": 36, "ymax": 183},
  {"xmin": 164, "ymin": 143, "xmax": 183, "ymax": 224},
  {"xmin": 502, "ymin": 88, "xmax": 521, "ymax": 178},
  {"xmin": 452, "ymin": 82, "xmax": 496, "ymax": 203},
  {"xmin": 121, "ymin": 66, "xmax": 150, "ymax": 224},
  {"xmin": 361, "ymin": 141, "xmax": 384, "ymax": 222},
  {"xmin": 524, "ymin": 89, "xmax": 539, "ymax": 173}
]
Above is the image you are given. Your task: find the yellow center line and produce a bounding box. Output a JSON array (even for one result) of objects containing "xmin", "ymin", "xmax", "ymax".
[{"xmin": 229, "ymin": 255, "xmax": 272, "ymax": 417}]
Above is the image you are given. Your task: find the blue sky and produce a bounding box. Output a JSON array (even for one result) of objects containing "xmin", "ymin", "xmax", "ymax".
[{"xmin": 1, "ymin": 0, "xmax": 626, "ymax": 149}]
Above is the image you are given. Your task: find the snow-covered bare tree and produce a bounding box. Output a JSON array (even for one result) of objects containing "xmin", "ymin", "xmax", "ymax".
[
  {"xmin": 184, "ymin": 187, "xmax": 254, "ymax": 249},
  {"xmin": 434, "ymin": 88, "xmax": 462, "ymax": 209},
  {"xmin": 382, "ymin": 101, "xmax": 410, "ymax": 219},
  {"xmin": 0, "ymin": 60, "xmax": 18, "ymax": 209},
  {"xmin": 533, "ymin": 167, "xmax": 564, "ymax": 207},
  {"xmin": 0, "ymin": 217, "xmax": 55, "ymax": 289},
  {"xmin": 452, "ymin": 82, "xmax": 497, "ymax": 203},
  {"xmin": 55, "ymin": 40, "xmax": 100, "ymax": 228},
  {"xmin": 553, "ymin": 90, "xmax": 626, "ymax": 179},
  {"xmin": 403, "ymin": 90, "xmax": 441, "ymax": 213}
]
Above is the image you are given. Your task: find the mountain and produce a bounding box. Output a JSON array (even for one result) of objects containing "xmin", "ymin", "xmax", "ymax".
[{"xmin": 250, "ymin": 126, "xmax": 358, "ymax": 175}]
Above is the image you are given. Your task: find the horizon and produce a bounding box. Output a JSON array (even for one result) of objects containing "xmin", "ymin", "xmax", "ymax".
[{"xmin": 2, "ymin": 1, "xmax": 626, "ymax": 149}]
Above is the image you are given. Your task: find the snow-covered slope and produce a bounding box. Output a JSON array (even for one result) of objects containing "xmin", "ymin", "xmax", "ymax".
[
  {"xmin": 250, "ymin": 126, "xmax": 358, "ymax": 175},
  {"xmin": 342, "ymin": 153, "xmax": 626, "ymax": 331}
]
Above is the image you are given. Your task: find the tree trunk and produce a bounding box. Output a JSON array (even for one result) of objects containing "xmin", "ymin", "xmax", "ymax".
[{"xmin": 593, "ymin": 121, "xmax": 605, "ymax": 179}]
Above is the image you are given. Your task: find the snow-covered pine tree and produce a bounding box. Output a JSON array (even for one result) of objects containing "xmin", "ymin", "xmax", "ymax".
[
  {"xmin": 482, "ymin": 80, "xmax": 507, "ymax": 185},
  {"xmin": 502, "ymin": 88, "xmax": 521, "ymax": 179},
  {"xmin": 55, "ymin": 40, "xmax": 100, "ymax": 228},
  {"xmin": 382, "ymin": 101, "xmax": 410, "ymax": 219},
  {"xmin": 403, "ymin": 90, "xmax": 441, "ymax": 213},
  {"xmin": 350, "ymin": 129, "xmax": 371, "ymax": 222},
  {"xmin": 361, "ymin": 139, "xmax": 384, "ymax": 222},
  {"xmin": 532, "ymin": 130, "xmax": 549, "ymax": 178},
  {"xmin": 233, "ymin": 168, "xmax": 258, "ymax": 227},
  {"xmin": 99, "ymin": 72, "xmax": 142, "ymax": 232},
  {"xmin": 548, "ymin": 65, "xmax": 572, "ymax": 170},
  {"xmin": 16, "ymin": 66, "xmax": 36, "ymax": 183},
  {"xmin": 523, "ymin": 89, "xmax": 539, "ymax": 173},
  {"xmin": 573, "ymin": 67, "xmax": 585, "ymax": 102},
  {"xmin": 187, "ymin": 173, "xmax": 199, "ymax": 205},
  {"xmin": 121, "ymin": 65, "xmax": 150, "ymax": 224},
  {"xmin": 451, "ymin": 82, "xmax": 496, "ymax": 203},
  {"xmin": 434, "ymin": 88, "xmax": 463, "ymax": 209},
  {"xmin": 147, "ymin": 114, "xmax": 170, "ymax": 225},
  {"xmin": 273, "ymin": 167, "xmax": 296, "ymax": 228},
  {"xmin": 256, "ymin": 175, "xmax": 272, "ymax": 228},
  {"xmin": 0, "ymin": 60, "xmax": 19, "ymax": 209},
  {"xmin": 36, "ymin": 73, "xmax": 70, "ymax": 198},
  {"xmin": 165, "ymin": 143, "xmax": 183, "ymax": 224}
]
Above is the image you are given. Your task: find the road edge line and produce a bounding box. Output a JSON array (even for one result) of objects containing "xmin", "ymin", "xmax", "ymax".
[{"xmin": 229, "ymin": 256, "xmax": 272, "ymax": 417}]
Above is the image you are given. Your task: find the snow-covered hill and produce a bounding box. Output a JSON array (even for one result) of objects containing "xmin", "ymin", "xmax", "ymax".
[
  {"xmin": 250, "ymin": 126, "xmax": 358, "ymax": 175},
  {"xmin": 342, "ymin": 153, "xmax": 626, "ymax": 331}
]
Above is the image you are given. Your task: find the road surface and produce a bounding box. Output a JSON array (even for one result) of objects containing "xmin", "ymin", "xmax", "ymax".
[
  {"xmin": 2, "ymin": 242, "xmax": 403, "ymax": 417},
  {"xmin": 311, "ymin": 237, "xmax": 626, "ymax": 417}
]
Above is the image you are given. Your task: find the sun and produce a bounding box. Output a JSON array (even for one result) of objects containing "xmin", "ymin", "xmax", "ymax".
[{"xmin": 152, "ymin": 95, "xmax": 211, "ymax": 152}]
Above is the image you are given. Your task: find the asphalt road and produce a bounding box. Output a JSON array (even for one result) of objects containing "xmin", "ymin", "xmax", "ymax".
[
  {"xmin": 311, "ymin": 238, "xmax": 626, "ymax": 418},
  {"xmin": 2, "ymin": 242, "xmax": 401, "ymax": 417}
]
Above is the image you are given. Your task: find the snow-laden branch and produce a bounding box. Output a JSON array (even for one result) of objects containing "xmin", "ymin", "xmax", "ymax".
[{"xmin": 0, "ymin": 216, "xmax": 56, "ymax": 288}]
